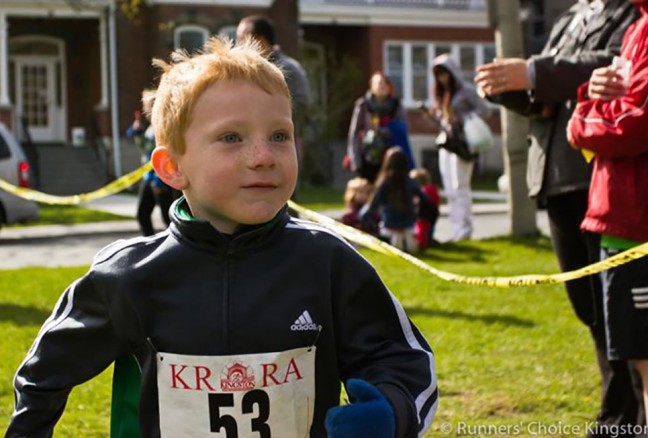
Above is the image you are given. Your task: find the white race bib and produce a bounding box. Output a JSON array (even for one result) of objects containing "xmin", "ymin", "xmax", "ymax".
[{"xmin": 157, "ymin": 347, "xmax": 315, "ymax": 438}]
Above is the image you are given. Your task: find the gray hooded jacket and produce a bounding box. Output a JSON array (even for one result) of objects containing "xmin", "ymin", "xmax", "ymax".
[{"xmin": 431, "ymin": 54, "xmax": 490, "ymax": 160}]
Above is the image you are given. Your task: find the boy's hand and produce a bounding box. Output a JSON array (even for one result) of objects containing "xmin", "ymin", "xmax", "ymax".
[{"xmin": 325, "ymin": 379, "xmax": 396, "ymax": 438}]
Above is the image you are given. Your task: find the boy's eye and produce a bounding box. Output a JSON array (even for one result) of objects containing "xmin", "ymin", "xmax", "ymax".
[
  {"xmin": 219, "ymin": 133, "xmax": 241, "ymax": 143},
  {"xmin": 270, "ymin": 131, "xmax": 289, "ymax": 142}
]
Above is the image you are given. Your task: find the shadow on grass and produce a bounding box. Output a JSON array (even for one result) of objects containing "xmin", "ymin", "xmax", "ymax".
[
  {"xmin": 0, "ymin": 303, "xmax": 50, "ymax": 326},
  {"xmin": 483, "ymin": 235, "xmax": 554, "ymax": 251},
  {"xmin": 405, "ymin": 306, "xmax": 535, "ymax": 328},
  {"xmin": 420, "ymin": 243, "xmax": 494, "ymax": 263},
  {"xmin": 420, "ymin": 235, "xmax": 554, "ymax": 264}
]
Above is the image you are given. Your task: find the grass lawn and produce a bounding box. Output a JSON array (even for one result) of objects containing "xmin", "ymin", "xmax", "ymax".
[
  {"xmin": 23, "ymin": 204, "xmax": 132, "ymax": 226},
  {"xmin": 0, "ymin": 236, "xmax": 601, "ymax": 437},
  {"xmin": 298, "ymin": 184, "xmax": 344, "ymax": 211}
]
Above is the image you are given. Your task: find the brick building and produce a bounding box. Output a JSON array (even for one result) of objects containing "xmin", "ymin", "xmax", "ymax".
[
  {"xmin": 0, "ymin": 0, "xmax": 566, "ymax": 183},
  {"xmin": 0, "ymin": 0, "xmax": 298, "ymax": 178}
]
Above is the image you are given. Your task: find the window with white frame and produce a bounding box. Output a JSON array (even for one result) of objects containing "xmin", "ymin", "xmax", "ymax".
[
  {"xmin": 174, "ymin": 25, "xmax": 210, "ymax": 53},
  {"xmin": 219, "ymin": 25, "xmax": 237, "ymax": 42},
  {"xmin": 384, "ymin": 41, "xmax": 496, "ymax": 108}
]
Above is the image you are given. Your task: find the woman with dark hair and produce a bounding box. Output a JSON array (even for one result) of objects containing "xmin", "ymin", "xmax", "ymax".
[
  {"xmin": 360, "ymin": 147, "xmax": 428, "ymax": 253},
  {"xmin": 422, "ymin": 54, "xmax": 489, "ymax": 242},
  {"xmin": 346, "ymin": 71, "xmax": 415, "ymax": 182}
]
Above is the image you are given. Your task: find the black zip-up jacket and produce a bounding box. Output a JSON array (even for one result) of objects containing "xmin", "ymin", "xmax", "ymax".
[{"xmin": 7, "ymin": 200, "xmax": 437, "ymax": 437}]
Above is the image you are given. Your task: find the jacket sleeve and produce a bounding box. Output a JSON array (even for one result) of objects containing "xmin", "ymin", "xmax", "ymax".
[
  {"xmin": 490, "ymin": 89, "xmax": 557, "ymax": 118},
  {"xmin": 469, "ymin": 88, "xmax": 490, "ymax": 120},
  {"xmin": 6, "ymin": 272, "xmax": 128, "ymax": 437},
  {"xmin": 532, "ymin": 5, "xmax": 636, "ymax": 103},
  {"xmin": 533, "ymin": 51, "xmax": 618, "ymax": 103},
  {"xmin": 362, "ymin": 182, "xmax": 385, "ymax": 218},
  {"xmin": 456, "ymin": 86, "xmax": 489, "ymax": 121},
  {"xmin": 333, "ymin": 249, "xmax": 437, "ymax": 438},
  {"xmin": 347, "ymin": 98, "xmax": 366, "ymax": 171},
  {"xmin": 394, "ymin": 100, "xmax": 407, "ymax": 122},
  {"xmin": 411, "ymin": 179, "xmax": 427, "ymax": 202},
  {"xmin": 569, "ymin": 37, "xmax": 648, "ymax": 158},
  {"xmin": 285, "ymin": 61, "xmax": 311, "ymax": 133},
  {"xmin": 288, "ymin": 63, "xmax": 311, "ymax": 113}
]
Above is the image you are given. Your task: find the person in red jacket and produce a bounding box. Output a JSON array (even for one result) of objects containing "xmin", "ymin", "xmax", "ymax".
[
  {"xmin": 409, "ymin": 167, "xmax": 440, "ymax": 249},
  {"xmin": 568, "ymin": 0, "xmax": 648, "ymax": 425}
]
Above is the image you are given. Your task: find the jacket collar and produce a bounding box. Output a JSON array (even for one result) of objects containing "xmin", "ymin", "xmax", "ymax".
[
  {"xmin": 169, "ymin": 197, "xmax": 290, "ymax": 255},
  {"xmin": 585, "ymin": 0, "xmax": 616, "ymax": 38},
  {"xmin": 580, "ymin": 0, "xmax": 616, "ymax": 39}
]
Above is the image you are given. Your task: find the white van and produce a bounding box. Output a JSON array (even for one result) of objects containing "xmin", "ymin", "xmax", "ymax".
[{"xmin": 0, "ymin": 123, "xmax": 38, "ymax": 229}]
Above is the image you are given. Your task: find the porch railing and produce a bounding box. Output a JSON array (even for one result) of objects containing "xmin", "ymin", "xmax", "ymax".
[
  {"xmin": 88, "ymin": 112, "xmax": 114, "ymax": 181},
  {"xmin": 19, "ymin": 0, "xmax": 112, "ymax": 7}
]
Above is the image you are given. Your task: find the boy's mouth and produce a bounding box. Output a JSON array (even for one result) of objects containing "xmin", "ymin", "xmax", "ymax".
[{"xmin": 243, "ymin": 182, "xmax": 278, "ymax": 189}]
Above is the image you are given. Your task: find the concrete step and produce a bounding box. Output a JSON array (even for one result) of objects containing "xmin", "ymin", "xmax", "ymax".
[
  {"xmin": 29, "ymin": 140, "xmax": 144, "ymax": 196},
  {"xmin": 32, "ymin": 144, "xmax": 108, "ymax": 195},
  {"xmin": 118, "ymin": 139, "xmax": 144, "ymax": 173}
]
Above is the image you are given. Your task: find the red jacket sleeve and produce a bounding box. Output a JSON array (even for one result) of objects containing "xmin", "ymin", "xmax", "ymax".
[{"xmin": 569, "ymin": 23, "xmax": 648, "ymax": 158}]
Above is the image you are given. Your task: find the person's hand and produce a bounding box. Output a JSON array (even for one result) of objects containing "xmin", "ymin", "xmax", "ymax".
[
  {"xmin": 475, "ymin": 58, "xmax": 529, "ymax": 96},
  {"xmin": 132, "ymin": 119, "xmax": 142, "ymax": 130},
  {"xmin": 587, "ymin": 66, "xmax": 627, "ymax": 100},
  {"xmin": 325, "ymin": 379, "xmax": 395, "ymax": 438}
]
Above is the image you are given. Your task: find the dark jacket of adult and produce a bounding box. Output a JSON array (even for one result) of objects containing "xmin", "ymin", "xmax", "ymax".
[
  {"xmin": 269, "ymin": 48, "xmax": 311, "ymax": 135},
  {"xmin": 492, "ymin": 0, "xmax": 639, "ymax": 202}
]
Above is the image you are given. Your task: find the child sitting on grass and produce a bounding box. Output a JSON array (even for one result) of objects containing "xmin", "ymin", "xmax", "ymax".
[
  {"xmin": 7, "ymin": 37, "xmax": 437, "ymax": 438},
  {"xmin": 341, "ymin": 177, "xmax": 380, "ymax": 236},
  {"xmin": 361, "ymin": 147, "xmax": 430, "ymax": 254}
]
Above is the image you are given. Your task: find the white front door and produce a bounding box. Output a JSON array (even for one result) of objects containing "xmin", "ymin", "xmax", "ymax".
[{"xmin": 14, "ymin": 57, "xmax": 61, "ymax": 142}]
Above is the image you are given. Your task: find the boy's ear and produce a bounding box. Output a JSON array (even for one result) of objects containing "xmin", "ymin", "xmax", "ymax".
[{"xmin": 151, "ymin": 146, "xmax": 187, "ymax": 190}]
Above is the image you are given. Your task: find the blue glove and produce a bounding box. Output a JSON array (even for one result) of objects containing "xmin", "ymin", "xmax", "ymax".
[{"xmin": 325, "ymin": 378, "xmax": 396, "ymax": 438}]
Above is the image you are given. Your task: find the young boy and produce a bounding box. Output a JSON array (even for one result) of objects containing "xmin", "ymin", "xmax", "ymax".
[{"xmin": 7, "ymin": 37, "xmax": 437, "ymax": 438}]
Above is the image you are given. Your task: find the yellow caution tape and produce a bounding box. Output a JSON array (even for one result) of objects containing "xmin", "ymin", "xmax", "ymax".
[
  {"xmin": 2, "ymin": 167, "xmax": 646, "ymax": 287},
  {"xmin": 288, "ymin": 200, "xmax": 648, "ymax": 287},
  {"xmin": 0, "ymin": 162, "xmax": 152, "ymax": 205}
]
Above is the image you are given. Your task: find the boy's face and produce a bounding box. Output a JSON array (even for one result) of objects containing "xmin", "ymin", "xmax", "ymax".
[{"xmin": 171, "ymin": 80, "xmax": 297, "ymax": 233}]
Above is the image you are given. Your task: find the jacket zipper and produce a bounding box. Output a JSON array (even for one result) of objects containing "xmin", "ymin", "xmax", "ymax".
[{"xmin": 223, "ymin": 247, "xmax": 233, "ymax": 353}]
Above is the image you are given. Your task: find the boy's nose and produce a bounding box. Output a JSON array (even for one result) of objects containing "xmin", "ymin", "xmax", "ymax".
[{"xmin": 247, "ymin": 139, "xmax": 275, "ymax": 168}]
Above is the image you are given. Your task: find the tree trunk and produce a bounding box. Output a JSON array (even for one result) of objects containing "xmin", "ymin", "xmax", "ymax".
[{"xmin": 488, "ymin": 0, "xmax": 538, "ymax": 236}]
